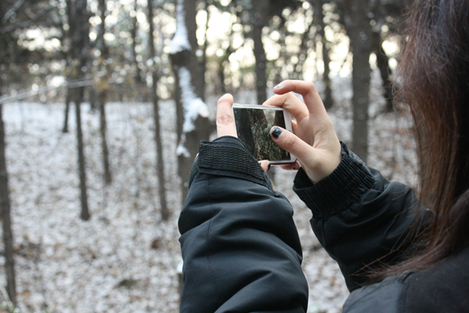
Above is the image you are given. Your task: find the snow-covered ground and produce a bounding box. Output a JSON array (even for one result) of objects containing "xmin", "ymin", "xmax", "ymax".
[{"xmin": 1, "ymin": 73, "xmax": 417, "ymax": 312}]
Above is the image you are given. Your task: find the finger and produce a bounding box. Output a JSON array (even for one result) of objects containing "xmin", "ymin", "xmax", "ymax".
[
  {"xmin": 270, "ymin": 126, "xmax": 313, "ymax": 164},
  {"xmin": 291, "ymin": 120, "xmax": 298, "ymax": 134},
  {"xmin": 216, "ymin": 94, "xmax": 237, "ymax": 138},
  {"xmin": 280, "ymin": 161, "xmax": 300, "ymax": 171},
  {"xmin": 258, "ymin": 160, "xmax": 271, "ymax": 172},
  {"xmin": 263, "ymin": 93, "xmax": 309, "ymax": 123},
  {"xmin": 273, "ymin": 80, "xmax": 329, "ymax": 121}
]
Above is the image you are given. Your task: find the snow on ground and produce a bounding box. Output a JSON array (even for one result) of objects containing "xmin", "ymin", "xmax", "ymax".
[
  {"xmin": 4, "ymin": 101, "xmax": 181, "ymax": 312},
  {"xmin": 1, "ymin": 72, "xmax": 417, "ymax": 313}
]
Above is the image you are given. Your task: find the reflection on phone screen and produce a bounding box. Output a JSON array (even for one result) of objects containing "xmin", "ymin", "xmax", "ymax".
[{"xmin": 233, "ymin": 107, "xmax": 291, "ymax": 161}]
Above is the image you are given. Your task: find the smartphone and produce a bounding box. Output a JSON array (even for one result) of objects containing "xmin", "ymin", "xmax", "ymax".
[{"xmin": 232, "ymin": 103, "xmax": 296, "ymax": 164}]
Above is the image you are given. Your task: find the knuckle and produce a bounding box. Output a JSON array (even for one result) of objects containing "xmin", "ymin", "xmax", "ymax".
[
  {"xmin": 216, "ymin": 113, "xmax": 234, "ymax": 126},
  {"xmin": 304, "ymin": 81, "xmax": 318, "ymax": 93},
  {"xmin": 285, "ymin": 93, "xmax": 297, "ymax": 102},
  {"xmin": 282, "ymin": 133, "xmax": 297, "ymax": 150},
  {"xmin": 309, "ymin": 82, "xmax": 318, "ymax": 93}
]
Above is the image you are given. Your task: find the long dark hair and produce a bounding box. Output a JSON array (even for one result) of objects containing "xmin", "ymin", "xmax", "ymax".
[{"xmin": 378, "ymin": 0, "xmax": 469, "ymax": 277}]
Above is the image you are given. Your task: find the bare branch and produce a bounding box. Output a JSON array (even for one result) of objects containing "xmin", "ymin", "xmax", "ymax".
[
  {"xmin": 1, "ymin": 0, "xmax": 26, "ymax": 24},
  {"xmin": 0, "ymin": 5, "xmax": 55, "ymax": 34}
]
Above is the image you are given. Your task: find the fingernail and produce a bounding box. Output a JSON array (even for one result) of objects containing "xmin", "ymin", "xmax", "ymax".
[
  {"xmin": 271, "ymin": 127, "xmax": 282, "ymax": 138},
  {"xmin": 274, "ymin": 83, "xmax": 283, "ymax": 90},
  {"xmin": 268, "ymin": 163, "xmax": 271, "ymax": 171}
]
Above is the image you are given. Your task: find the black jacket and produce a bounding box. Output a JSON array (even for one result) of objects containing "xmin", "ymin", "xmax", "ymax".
[
  {"xmin": 179, "ymin": 136, "xmax": 308, "ymax": 313},
  {"xmin": 179, "ymin": 136, "xmax": 469, "ymax": 312}
]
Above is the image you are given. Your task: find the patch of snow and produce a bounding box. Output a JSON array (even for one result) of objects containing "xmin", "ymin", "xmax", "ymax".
[
  {"xmin": 169, "ymin": 0, "xmax": 191, "ymax": 54},
  {"xmin": 176, "ymin": 134, "xmax": 191, "ymax": 158},
  {"xmin": 176, "ymin": 67, "xmax": 209, "ymax": 157},
  {"xmin": 178, "ymin": 67, "xmax": 209, "ymax": 133}
]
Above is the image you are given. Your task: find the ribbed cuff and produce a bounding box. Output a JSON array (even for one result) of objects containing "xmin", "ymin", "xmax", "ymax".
[
  {"xmin": 293, "ymin": 142, "xmax": 375, "ymax": 220},
  {"xmin": 190, "ymin": 136, "xmax": 270, "ymax": 188}
]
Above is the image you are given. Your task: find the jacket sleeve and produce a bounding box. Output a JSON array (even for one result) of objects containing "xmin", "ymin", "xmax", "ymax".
[
  {"xmin": 178, "ymin": 136, "xmax": 309, "ymax": 313},
  {"xmin": 293, "ymin": 143, "xmax": 431, "ymax": 291}
]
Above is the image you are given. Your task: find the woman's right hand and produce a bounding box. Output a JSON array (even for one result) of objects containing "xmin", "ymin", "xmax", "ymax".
[{"xmin": 263, "ymin": 80, "xmax": 341, "ymax": 184}]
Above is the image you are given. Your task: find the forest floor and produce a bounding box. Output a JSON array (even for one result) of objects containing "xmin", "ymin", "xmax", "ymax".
[{"xmin": 1, "ymin": 72, "xmax": 418, "ymax": 313}]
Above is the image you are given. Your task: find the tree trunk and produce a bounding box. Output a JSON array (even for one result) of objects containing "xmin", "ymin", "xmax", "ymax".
[
  {"xmin": 251, "ymin": 0, "xmax": 269, "ymax": 104},
  {"xmin": 98, "ymin": 0, "xmax": 112, "ymax": 185},
  {"xmin": 344, "ymin": 0, "xmax": 372, "ymax": 162},
  {"xmin": 99, "ymin": 91, "xmax": 111, "ymax": 185},
  {"xmin": 217, "ymin": 23, "xmax": 236, "ymax": 95},
  {"xmin": 372, "ymin": 30, "xmax": 394, "ymax": 112},
  {"xmin": 147, "ymin": 0, "xmax": 169, "ymax": 220},
  {"xmin": 292, "ymin": 12, "xmax": 314, "ymax": 81},
  {"xmin": 0, "ymin": 102, "xmax": 17, "ymax": 306},
  {"xmin": 0, "ymin": 2, "xmax": 17, "ymax": 304},
  {"xmin": 74, "ymin": 88, "xmax": 90, "ymax": 220},
  {"xmin": 313, "ymin": 0, "xmax": 333, "ymax": 109},
  {"xmin": 62, "ymin": 89, "xmax": 71, "ymax": 133},
  {"xmin": 199, "ymin": 0, "xmax": 211, "ymax": 100},
  {"xmin": 131, "ymin": 0, "xmax": 145, "ymax": 91},
  {"xmin": 170, "ymin": 0, "xmax": 211, "ymax": 203},
  {"xmin": 70, "ymin": 0, "xmax": 91, "ymax": 220}
]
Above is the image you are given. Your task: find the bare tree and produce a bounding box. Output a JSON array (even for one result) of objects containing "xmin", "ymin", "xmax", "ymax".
[
  {"xmin": 147, "ymin": 0, "xmax": 169, "ymax": 220},
  {"xmin": 61, "ymin": 0, "xmax": 74, "ymax": 134},
  {"xmin": 97, "ymin": 0, "xmax": 112, "ymax": 185},
  {"xmin": 0, "ymin": 0, "xmax": 25, "ymax": 305},
  {"xmin": 371, "ymin": 0, "xmax": 394, "ymax": 113},
  {"xmin": 342, "ymin": 0, "xmax": 373, "ymax": 162},
  {"xmin": 251, "ymin": 0, "xmax": 269, "ymax": 104},
  {"xmin": 69, "ymin": 0, "xmax": 91, "ymax": 220},
  {"xmin": 169, "ymin": 0, "xmax": 211, "ymax": 202},
  {"xmin": 0, "ymin": 2, "xmax": 16, "ymax": 296},
  {"xmin": 130, "ymin": 0, "xmax": 146, "ymax": 101},
  {"xmin": 312, "ymin": 0, "xmax": 333, "ymax": 109},
  {"xmin": 244, "ymin": 0, "xmax": 302, "ymax": 103},
  {"xmin": 0, "ymin": 102, "xmax": 16, "ymax": 306},
  {"xmin": 62, "ymin": 93, "xmax": 71, "ymax": 133}
]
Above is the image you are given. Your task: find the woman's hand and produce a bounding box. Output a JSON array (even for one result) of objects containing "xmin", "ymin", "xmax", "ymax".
[
  {"xmin": 263, "ymin": 80, "xmax": 341, "ymax": 184},
  {"xmin": 216, "ymin": 93, "xmax": 271, "ymax": 172}
]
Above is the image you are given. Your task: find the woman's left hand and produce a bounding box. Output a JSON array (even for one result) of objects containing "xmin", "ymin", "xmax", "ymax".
[{"xmin": 215, "ymin": 93, "xmax": 270, "ymax": 172}]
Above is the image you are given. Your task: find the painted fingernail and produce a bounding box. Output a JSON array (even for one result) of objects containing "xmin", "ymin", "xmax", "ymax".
[
  {"xmin": 274, "ymin": 83, "xmax": 283, "ymax": 90},
  {"xmin": 271, "ymin": 127, "xmax": 282, "ymax": 138},
  {"xmin": 268, "ymin": 163, "xmax": 271, "ymax": 171}
]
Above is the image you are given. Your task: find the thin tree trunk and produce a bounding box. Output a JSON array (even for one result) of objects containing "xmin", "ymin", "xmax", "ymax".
[
  {"xmin": 147, "ymin": 0, "xmax": 169, "ymax": 220},
  {"xmin": 62, "ymin": 89, "xmax": 71, "ymax": 133},
  {"xmin": 199, "ymin": 0, "xmax": 210, "ymax": 100},
  {"xmin": 322, "ymin": 38, "xmax": 333, "ymax": 110},
  {"xmin": 313, "ymin": 0, "xmax": 333, "ymax": 110},
  {"xmin": 251, "ymin": 0, "xmax": 269, "ymax": 104},
  {"xmin": 98, "ymin": 0, "xmax": 111, "ymax": 185},
  {"xmin": 217, "ymin": 20, "xmax": 236, "ymax": 95},
  {"xmin": 99, "ymin": 91, "xmax": 111, "ymax": 184},
  {"xmin": 344, "ymin": 0, "xmax": 372, "ymax": 162},
  {"xmin": 372, "ymin": 30, "xmax": 394, "ymax": 112},
  {"xmin": 0, "ymin": 2, "xmax": 17, "ymax": 304},
  {"xmin": 74, "ymin": 88, "xmax": 90, "ymax": 220},
  {"xmin": 291, "ymin": 5, "xmax": 314, "ymax": 81},
  {"xmin": 0, "ymin": 102, "xmax": 17, "ymax": 306},
  {"xmin": 131, "ymin": 0, "xmax": 144, "ymax": 86},
  {"xmin": 151, "ymin": 73, "xmax": 169, "ymax": 220},
  {"xmin": 70, "ymin": 0, "xmax": 91, "ymax": 220}
]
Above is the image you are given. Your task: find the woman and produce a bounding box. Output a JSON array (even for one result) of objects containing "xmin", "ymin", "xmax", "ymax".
[{"xmin": 178, "ymin": 0, "xmax": 469, "ymax": 311}]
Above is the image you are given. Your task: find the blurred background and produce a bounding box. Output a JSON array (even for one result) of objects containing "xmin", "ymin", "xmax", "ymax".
[{"xmin": 0, "ymin": 0, "xmax": 417, "ymax": 312}]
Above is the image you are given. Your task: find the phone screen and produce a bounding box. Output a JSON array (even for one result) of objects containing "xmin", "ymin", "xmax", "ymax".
[{"xmin": 233, "ymin": 106, "xmax": 293, "ymax": 162}]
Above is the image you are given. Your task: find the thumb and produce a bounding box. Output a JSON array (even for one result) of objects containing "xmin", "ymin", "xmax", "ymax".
[{"xmin": 270, "ymin": 126, "xmax": 313, "ymax": 163}]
